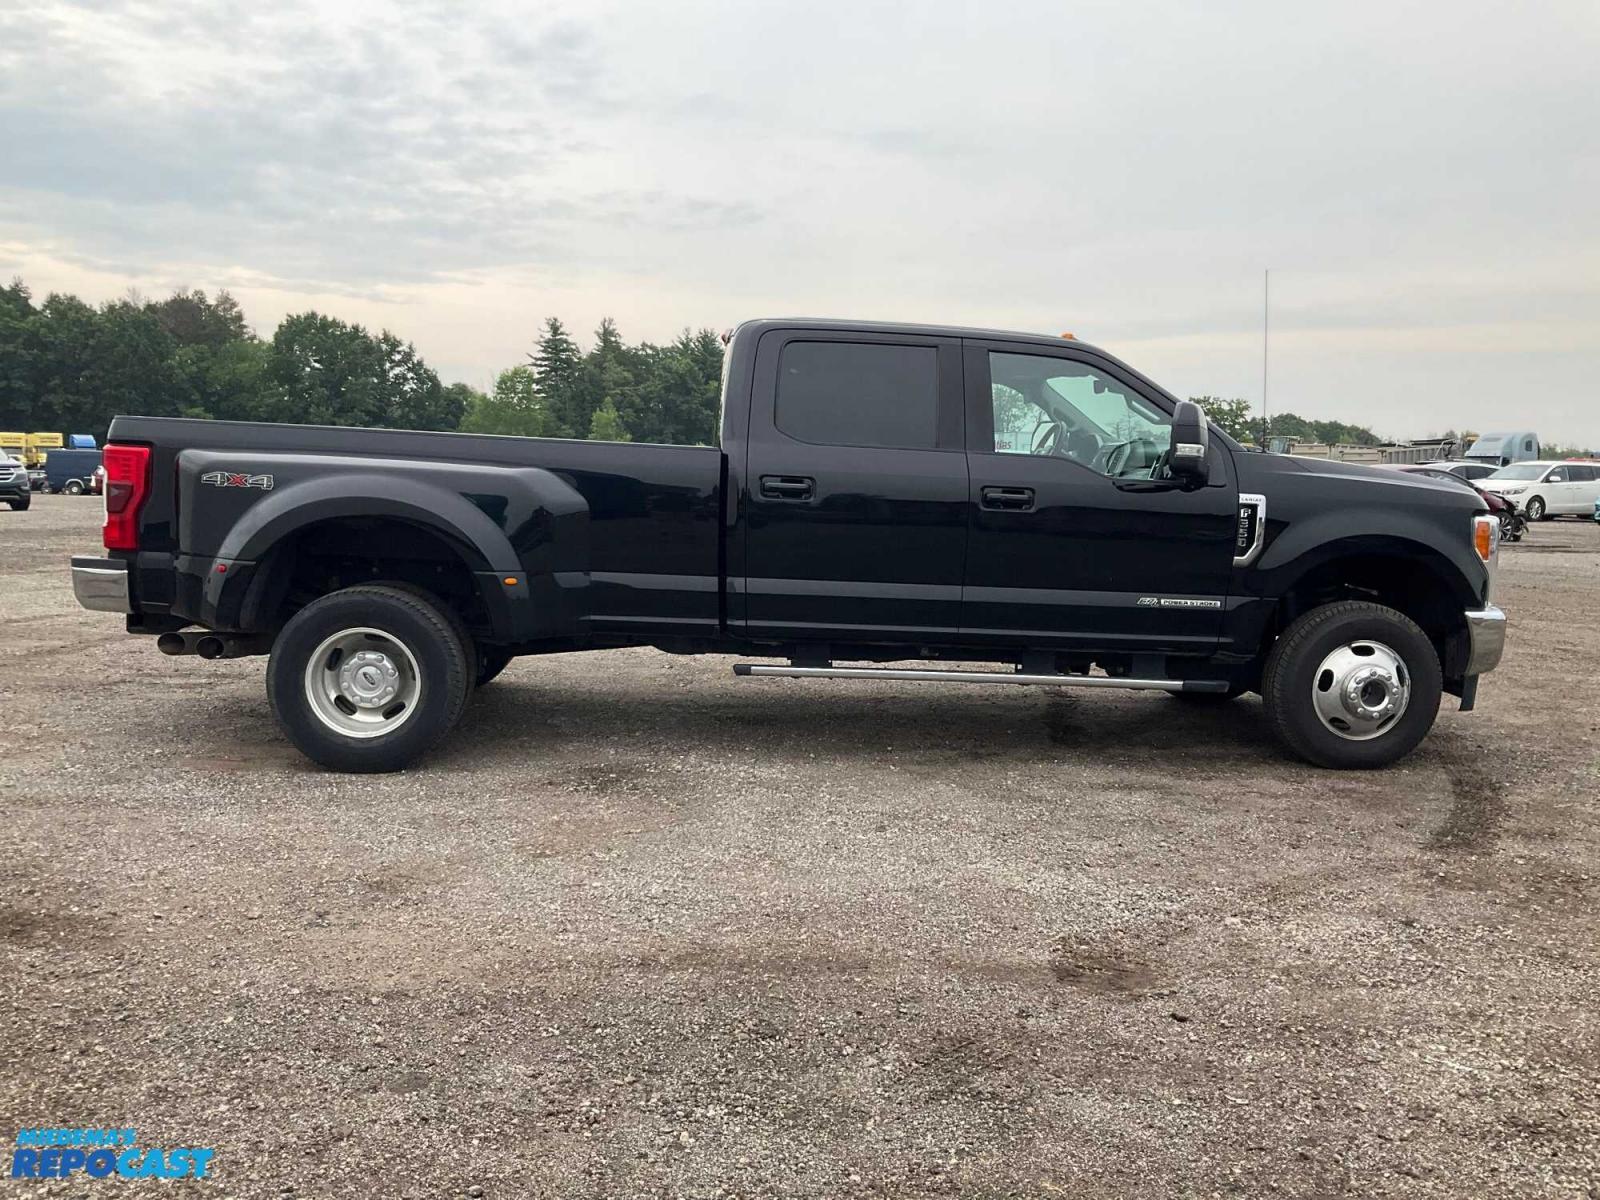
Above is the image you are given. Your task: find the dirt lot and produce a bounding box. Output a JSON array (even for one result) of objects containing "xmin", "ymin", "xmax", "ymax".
[{"xmin": 2, "ymin": 495, "xmax": 1597, "ymax": 1198}]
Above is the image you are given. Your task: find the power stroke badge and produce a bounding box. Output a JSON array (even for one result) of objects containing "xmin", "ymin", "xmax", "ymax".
[{"xmin": 200, "ymin": 470, "xmax": 274, "ymax": 490}]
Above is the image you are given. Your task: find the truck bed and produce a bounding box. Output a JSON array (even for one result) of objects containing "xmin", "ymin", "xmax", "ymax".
[{"xmin": 107, "ymin": 415, "xmax": 725, "ymax": 641}]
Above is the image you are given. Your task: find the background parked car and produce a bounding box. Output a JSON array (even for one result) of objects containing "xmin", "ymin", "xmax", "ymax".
[
  {"xmin": 0, "ymin": 454, "xmax": 31, "ymax": 511},
  {"xmin": 1482, "ymin": 461, "xmax": 1600, "ymax": 521},
  {"xmin": 1390, "ymin": 464, "xmax": 1524, "ymax": 540},
  {"xmin": 40, "ymin": 447, "xmax": 103, "ymax": 495},
  {"xmin": 1417, "ymin": 459, "xmax": 1499, "ymax": 482}
]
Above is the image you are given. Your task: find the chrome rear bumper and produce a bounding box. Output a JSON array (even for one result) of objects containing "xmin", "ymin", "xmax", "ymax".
[
  {"xmin": 71, "ymin": 556, "xmax": 131, "ymax": 614},
  {"xmin": 1465, "ymin": 605, "xmax": 1506, "ymax": 676}
]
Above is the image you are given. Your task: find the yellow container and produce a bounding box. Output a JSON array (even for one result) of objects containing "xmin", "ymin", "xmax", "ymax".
[
  {"xmin": 26, "ymin": 432, "xmax": 64, "ymax": 467},
  {"xmin": 0, "ymin": 432, "xmax": 26, "ymax": 464}
]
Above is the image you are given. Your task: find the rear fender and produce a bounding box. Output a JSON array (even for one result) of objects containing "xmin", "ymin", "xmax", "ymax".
[{"xmin": 175, "ymin": 450, "xmax": 589, "ymax": 641}]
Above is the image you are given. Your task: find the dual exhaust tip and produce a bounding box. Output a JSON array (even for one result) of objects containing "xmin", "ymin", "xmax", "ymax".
[{"xmin": 156, "ymin": 632, "xmax": 268, "ymax": 660}]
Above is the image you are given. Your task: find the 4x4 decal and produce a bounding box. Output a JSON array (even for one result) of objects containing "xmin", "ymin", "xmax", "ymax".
[{"xmin": 200, "ymin": 471, "xmax": 274, "ymax": 491}]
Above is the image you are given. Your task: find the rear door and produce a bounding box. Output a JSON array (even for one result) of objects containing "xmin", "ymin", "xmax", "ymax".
[
  {"xmin": 739, "ymin": 329, "xmax": 968, "ymax": 641},
  {"xmin": 1557, "ymin": 464, "xmax": 1597, "ymax": 513},
  {"xmin": 960, "ymin": 341, "xmax": 1238, "ymax": 653},
  {"xmin": 1542, "ymin": 465, "xmax": 1576, "ymax": 512}
]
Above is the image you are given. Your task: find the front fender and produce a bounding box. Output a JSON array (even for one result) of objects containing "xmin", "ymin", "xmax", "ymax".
[{"xmin": 1253, "ymin": 508, "xmax": 1486, "ymax": 608}]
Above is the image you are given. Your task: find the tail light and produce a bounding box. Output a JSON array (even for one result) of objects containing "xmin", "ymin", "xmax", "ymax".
[{"xmin": 102, "ymin": 444, "xmax": 151, "ymax": 551}]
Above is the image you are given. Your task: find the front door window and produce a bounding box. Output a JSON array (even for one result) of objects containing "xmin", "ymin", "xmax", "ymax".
[{"xmin": 989, "ymin": 352, "xmax": 1172, "ymax": 479}]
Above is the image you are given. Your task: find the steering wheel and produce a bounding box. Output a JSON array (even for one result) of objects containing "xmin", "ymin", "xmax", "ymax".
[
  {"xmin": 1094, "ymin": 440, "xmax": 1134, "ymax": 477},
  {"xmin": 1031, "ymin": 421, "xmax": 1066, "ymax": 457}
]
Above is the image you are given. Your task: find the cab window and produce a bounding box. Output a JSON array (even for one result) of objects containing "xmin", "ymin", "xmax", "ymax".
[
  {"xmin": 776, "ymin": 341, "xmax": 938, "ymax": 450},
  {"xmin": 989, "ymin": 352, "xmax": 1171, "ymax": 479}
]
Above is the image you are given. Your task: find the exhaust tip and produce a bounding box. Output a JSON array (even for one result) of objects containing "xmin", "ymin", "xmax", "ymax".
[
  {"xmin": 196, "ymin": 636, "xmax": 225, "ymax": 660},
  {"xmin": 157, "ymin": 633, "xmax": 188, "ymax": 656}
]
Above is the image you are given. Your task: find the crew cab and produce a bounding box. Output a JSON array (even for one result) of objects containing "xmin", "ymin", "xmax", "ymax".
[{"xmin": 70, "ymin": 319, "xmax": 1506, "ymax": 772}]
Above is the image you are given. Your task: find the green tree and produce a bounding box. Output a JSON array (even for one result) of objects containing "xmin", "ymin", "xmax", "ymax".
[
  {"xmin": 146, "ymin": 288, "xmax": 250, "ymax": 348},
  {"xmin": 374, "ymin": 331, "xmax": 457, "ymax": 430},
  {"xmin": 1190, "ymin": 396, "xmax": 1254, "ymax": 441},
  {"xmin": 458, "ymin": 367, "xmax": 551, "ymax": 436},
  {"xmin": 265, "ymin": 312, "xmax": 385, "ymax": 427},
  {"xmin": 530, "ymin": 317, "xmax": 584, "ymax": 437},
  {"xmin": 0, "ymin": 279, "xmax": 39, "ymax": 427},
  {"xmin": 587, "ymin": 396, "xmax": 630, "ymax": 441}
]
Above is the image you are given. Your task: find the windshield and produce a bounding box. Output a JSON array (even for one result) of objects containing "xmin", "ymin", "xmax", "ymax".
[{"xmin": 1486, "ymin": 464, "xmax": 1548, "ymax": 481}]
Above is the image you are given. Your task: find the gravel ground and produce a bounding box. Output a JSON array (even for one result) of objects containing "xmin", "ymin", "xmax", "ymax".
[{"xmin": 2, "ymin": 495, "xmax": 1597, "ymax": 1198}]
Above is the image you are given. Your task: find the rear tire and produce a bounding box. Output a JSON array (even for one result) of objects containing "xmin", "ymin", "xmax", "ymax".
[
  {"xmin": 1262, "ymin": 601, "xmax": 1442, "ymax": 769},
  {"xmin": 267, "ymin": 585, "xmax": 472, "ymax": 773}
]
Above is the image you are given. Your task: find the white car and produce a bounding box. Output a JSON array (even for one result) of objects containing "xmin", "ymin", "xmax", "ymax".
[{"xmin": 1482, "ymin": 460, "xmax": 1600, "ymax": 521}]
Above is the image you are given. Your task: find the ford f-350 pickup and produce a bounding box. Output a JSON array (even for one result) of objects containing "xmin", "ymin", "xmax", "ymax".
[{"xmin": 70, "ymin": 318, "xmax": 1506, "ymax": 772}]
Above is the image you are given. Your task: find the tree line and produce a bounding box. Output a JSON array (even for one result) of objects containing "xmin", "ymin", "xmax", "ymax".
[
  {"xmin": 0, "ymin": 279, "xmax": 725, "ymax": 447},
  {"xmin": 6, "ymin": 278, "xmax": 1583, "ymax": 456},
  {"xmin": 1190, "ymin": 396, "xmax": 1383, "ymax": 447}
]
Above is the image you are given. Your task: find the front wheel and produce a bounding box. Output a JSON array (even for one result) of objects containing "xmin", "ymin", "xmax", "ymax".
[
  {"xmin": 7, "ymin": 496, "xmax": 28, "ymax": 511},
  {"xmin": 1262, "ymin": 601, "xmax": 1442, "ymax": 769},
  {"xmin": 267, "ymin": 584, "xmax": 472, "ymax": 772},
  {"xmin": 1524, "ymin": 495, "xmax": 1547, "ymax": 521}
]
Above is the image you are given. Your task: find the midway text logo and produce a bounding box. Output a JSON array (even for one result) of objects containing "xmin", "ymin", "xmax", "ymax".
[{"xmin": 10, "ymin": 1129, "xmax": 214, "ymax": 1181}]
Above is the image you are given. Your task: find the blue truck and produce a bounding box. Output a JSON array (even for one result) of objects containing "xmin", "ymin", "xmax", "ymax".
[{"xmin": 43, "ymin": 448, "xmax": 103, "ymax": 495}]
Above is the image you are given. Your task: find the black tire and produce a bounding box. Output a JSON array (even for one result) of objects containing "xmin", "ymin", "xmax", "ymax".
[
  {"xmin": 1261, "ymin": 601, "xmax": 1442, "ymax": 770},
  {"xmin": 267, "ymin": 584, "xmax": 472, "ymax": 773},
  {"xmin": 63, "ymin": 479, "xmax": 85, "ymax": 495},
  {"xmin": 476, "ymin": 648, "xmax": 514, "ymax": 686},
  {"xmin": 1524, "ymin": 495, "xmax": 1546, "ymax": 521},
  {"xmin": 369, "ymin": 580, "xmax": 478, "ymax": 696},
  {"xmin": 8, "ymin": 496, "xmax": 28, "ymax": 511}
]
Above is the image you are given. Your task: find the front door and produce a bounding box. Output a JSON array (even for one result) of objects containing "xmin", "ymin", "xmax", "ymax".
[
  {"xmin": 960, "ymin": 342, "xmax": 1238, "ymax": 654},
  {"xmin": 740, "ymin": 329, "xmax": 968, "ymax": 642}
]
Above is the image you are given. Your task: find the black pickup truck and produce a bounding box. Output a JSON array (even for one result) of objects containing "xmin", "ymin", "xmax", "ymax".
[{"xmin": 71, "ymin": 318, "xmax": 1506, "ymax": 772}]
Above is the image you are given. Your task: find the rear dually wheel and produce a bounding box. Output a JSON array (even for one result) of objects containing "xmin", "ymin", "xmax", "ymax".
[{"xmin": 267, "ymin": 584, "xmax": 472, "ymax": 772}]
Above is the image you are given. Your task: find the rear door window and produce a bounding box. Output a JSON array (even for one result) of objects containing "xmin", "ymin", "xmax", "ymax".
[{"xmin": 775, "ymin": 341, "xmax": 939, "ymax": 450}]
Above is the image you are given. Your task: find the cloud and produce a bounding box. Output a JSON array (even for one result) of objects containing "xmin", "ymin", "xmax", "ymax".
[{"xmin": 0, "ymin": 0, "xmax": 759, "ymax": 288}]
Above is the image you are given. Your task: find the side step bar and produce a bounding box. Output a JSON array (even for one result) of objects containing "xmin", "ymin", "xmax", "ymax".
[{"xmin": 732, "ymin": 664, "xmax": 1229, "ymax": 693}]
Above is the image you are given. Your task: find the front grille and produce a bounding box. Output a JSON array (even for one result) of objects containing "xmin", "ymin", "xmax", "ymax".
[{"xmin": 0, "ymin": 467, "xmax": 19, "ymax": 483}]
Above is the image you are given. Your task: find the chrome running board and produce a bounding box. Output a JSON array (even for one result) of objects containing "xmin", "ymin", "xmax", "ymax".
[{"xmin": 732, "ymin": 664, "xmax": 1226, "ymax": 692}]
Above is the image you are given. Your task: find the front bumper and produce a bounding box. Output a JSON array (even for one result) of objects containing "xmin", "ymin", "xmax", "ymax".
[
  {"xmin": 1465, "ymin": 605, "xmax": 1506, "ymax": 676},
  {"xmin": 71, "ymin": 556, "xmax": 132, "ymax": 614}
]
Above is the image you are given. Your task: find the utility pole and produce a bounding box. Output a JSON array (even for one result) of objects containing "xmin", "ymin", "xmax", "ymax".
[{"xmin": 1261, "ymin": 268, "xmax": 1270, "ymax": 447}]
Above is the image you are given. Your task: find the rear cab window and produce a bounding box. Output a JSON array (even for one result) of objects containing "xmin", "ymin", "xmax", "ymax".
[{"xmin": 776, "ymin": 342, "xmax": 940, "ymax": 449}]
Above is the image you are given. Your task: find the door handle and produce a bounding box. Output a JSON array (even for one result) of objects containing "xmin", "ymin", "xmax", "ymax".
[
  {"xmin": 981, "ymin": 485, "xmax": 1035, "ymax": 511},
  {"xmin": 760, "ymin": 475, "xmax": 815, "ymax": 501}
]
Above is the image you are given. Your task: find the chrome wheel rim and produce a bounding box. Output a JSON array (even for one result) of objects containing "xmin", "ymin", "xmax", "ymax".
[
  {"xmin": 1311, "ymin": 640, "xmax": 1410, "ymax": 741},
  {"xmin": 303, "ymin": 627, "xmax": 421, "ymax": 739}
]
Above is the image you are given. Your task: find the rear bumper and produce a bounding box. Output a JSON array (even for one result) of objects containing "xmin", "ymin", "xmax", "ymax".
[
  {"xmin": 71, "ymin": 556, "xmax": 131, "ymax": 614},
  {"xmin": 1464, "ymin": 605, "xmax": 1506, "ymax": 676}
]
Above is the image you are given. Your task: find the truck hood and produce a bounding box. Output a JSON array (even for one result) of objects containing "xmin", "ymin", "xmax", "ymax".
[{"xmin": 1240, "ymin": 452, "xmax": 1488, "ymax": 512}]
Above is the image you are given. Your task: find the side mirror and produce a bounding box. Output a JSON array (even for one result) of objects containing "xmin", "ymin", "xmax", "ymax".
[{"xmin": 1169, "ymin": 400, "xmax": 1210, "ymax": 482}]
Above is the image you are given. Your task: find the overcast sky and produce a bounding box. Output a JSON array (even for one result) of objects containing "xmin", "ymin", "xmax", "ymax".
[{"xmin": 3, "ymin": 0, "xmax": 1597, "ymax": 445}]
